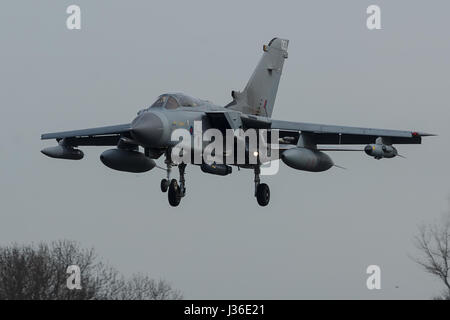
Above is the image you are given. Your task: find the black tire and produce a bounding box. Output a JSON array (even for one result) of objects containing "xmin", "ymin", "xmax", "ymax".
[
  {"xmin": 160, "ymin": 179, "xmax": 169, "ymax": 193},
  {"xmin": 256, "ymin": 183, "xmax": 270, "ymax": 206},
  {"xmin": 168, "ymin": 179, "xmax": 181, "ymax": 207}
]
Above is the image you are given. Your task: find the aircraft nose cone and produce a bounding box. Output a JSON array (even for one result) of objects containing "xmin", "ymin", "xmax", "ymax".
[{"xmin": 131, "ymin": 112, "xmax": 165, "ymax": 147}]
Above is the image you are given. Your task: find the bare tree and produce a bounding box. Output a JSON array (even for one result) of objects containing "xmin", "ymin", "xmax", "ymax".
[
  {"xmin": 0, "ymin": 240, "xmax": 182, "ymax": 300},
  {"xmin": 413, "ymin": 212, "xmax": 450, "ymax": 300},
  {"xmin": 115, "ymin": 274, "xmax": 182, "ymax": 300}
]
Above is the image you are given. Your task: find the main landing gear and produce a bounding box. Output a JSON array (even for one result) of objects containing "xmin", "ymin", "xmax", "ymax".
[
  {"xmin": 160, "ymin": 158, "xmax": 269, "ymax": 207},
  {"xmin": 254, "ymin": 166, "xmax": 270, "ymax": 206},
  {"xmin": 161, "ymin": 160, "xmax": 186, "ymax": 207}
]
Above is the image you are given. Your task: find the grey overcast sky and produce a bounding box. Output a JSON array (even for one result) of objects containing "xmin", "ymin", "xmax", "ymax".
[{"xmin": 0, "ymin": 0, "xmax": 448, "ymax": 299}]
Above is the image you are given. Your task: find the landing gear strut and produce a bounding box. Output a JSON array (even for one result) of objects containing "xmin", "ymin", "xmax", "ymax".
[
  {"xmin": 160, "ymin": 161, "xmax": 171, "ymax": 193},
  {"xmin": 167, "ymin": 163, "xmax": 186, "ymax": 207},
  {"xmin": 160, "ymin": 152, "xmax": 186, "ymax": 207},
  {"xmin": 254, "ymin": 166, "xmax": 270, "ymax": 206}
]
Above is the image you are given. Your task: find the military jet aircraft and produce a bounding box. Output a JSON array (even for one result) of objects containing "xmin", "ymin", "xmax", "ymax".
[{"xmin": 41, "ymin": 38, "xmax": 434, "ymax": 207}]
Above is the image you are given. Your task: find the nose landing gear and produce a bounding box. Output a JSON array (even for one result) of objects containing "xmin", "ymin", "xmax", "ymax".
[
  {"xmin": 164, "ymin": 163, "xmax": 186, "ymax": 207},
  {"xmin": 160, "ymin": 161, "xmax": 171, "ymax": 193},
  {"xmin": 160, "ymin": 179, "xmax": 169, "ymax": 192},
  {"xmin": 160, "ymin": 151, "xmax": 186, "ymax": 207},
  {"xmin": 168, "ymin": 178, "xmax": 181, "ymax": 206}
]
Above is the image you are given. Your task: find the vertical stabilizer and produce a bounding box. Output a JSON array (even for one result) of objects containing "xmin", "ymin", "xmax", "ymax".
[{"xmin": 226, "ymin": 38, "xmax": 288, "ymax": 117}]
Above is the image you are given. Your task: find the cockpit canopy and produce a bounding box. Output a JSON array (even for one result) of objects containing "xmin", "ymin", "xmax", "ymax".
[{"xmin": 149, "ymin": 93, "xmax": 202, "ymax": 110}]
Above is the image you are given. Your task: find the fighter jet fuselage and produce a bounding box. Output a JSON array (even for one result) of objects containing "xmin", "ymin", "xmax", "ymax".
[{"xmin": 41, "ymin": 38, "xmax": 434, "ymax": 207}]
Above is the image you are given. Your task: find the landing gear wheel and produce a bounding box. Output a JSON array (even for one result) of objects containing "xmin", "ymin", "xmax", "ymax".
[
  {"xmin": 160, "ymin": 179, "xmax": 169, "ymax": 193},
  {"xmin": 256, "ymin": 183, "xmax": 270, "ymax": 206},
  {"xmin": 168, "ymin": 179, "xmax": 181, "ymax": 207}
]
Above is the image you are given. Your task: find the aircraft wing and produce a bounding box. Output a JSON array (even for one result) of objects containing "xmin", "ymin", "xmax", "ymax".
[
  {"xmin": 271, "ymin": 119, "xmax": 434, "ymax": 145},
  {"xmin": 41, "ymin": 123, "xmax": 132, "ymax": 146}
]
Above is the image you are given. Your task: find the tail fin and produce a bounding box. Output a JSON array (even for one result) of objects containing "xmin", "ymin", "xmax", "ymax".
[{"xmin": 226, "ymin": 38, "xmax": 289, "ymax": 117}]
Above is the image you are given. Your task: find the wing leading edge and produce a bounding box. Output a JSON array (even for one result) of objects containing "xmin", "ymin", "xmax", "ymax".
[
  {"xmin": 41, "ymin": 123, "xmax": 132, "ymax": 146},
  {"xmin": 271, "ymin": 119, "xmax": 435, "ymax": 145}
]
